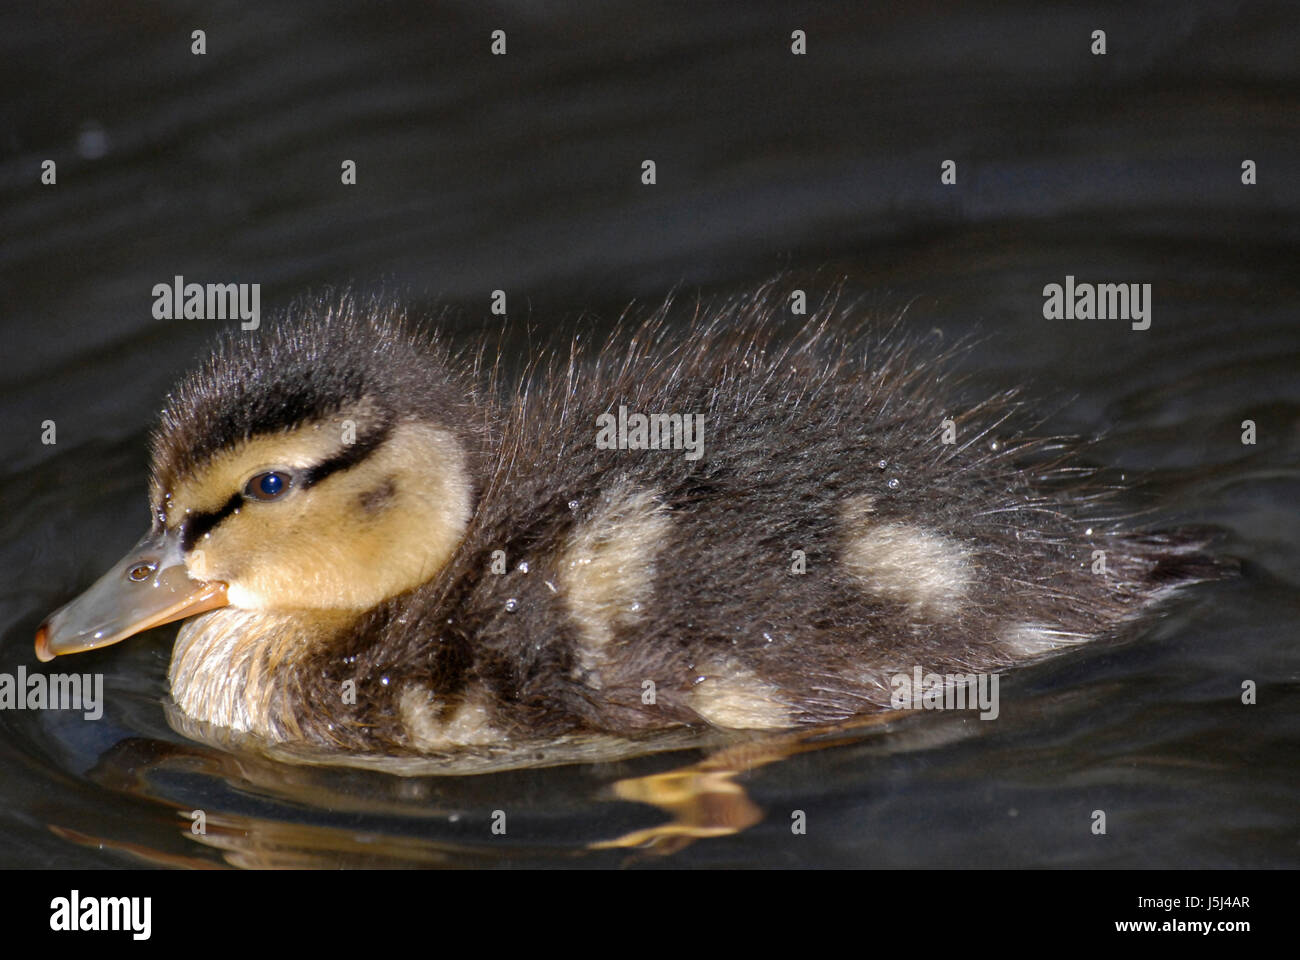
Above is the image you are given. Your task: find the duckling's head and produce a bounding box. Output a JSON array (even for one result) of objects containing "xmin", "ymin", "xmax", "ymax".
[{"xmin": 36, "ymin": 295, "xmax": 481, "ymax": 661}]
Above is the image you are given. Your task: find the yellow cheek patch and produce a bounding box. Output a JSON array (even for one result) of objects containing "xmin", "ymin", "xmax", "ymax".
[{"xmin": 163, "ymin": 418, "xmax": 473, "ymax": 613}]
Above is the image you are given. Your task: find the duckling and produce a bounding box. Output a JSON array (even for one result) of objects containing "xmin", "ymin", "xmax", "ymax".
[{"xmin": 35, "ymin": 287, "xmax": 1223, "ymax": 756}]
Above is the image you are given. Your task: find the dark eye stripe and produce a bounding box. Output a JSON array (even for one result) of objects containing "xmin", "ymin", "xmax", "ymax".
[
  {"xmin": 180, "ymin": 493, "xmax": 243, "ymax": 551},
  {"xmin": 301, "ymin": 420, "xmax": 393, "ymax": 489},
  {"xmin": 175, "ymin": 421, "xmax": 393, "ymax": 550}
]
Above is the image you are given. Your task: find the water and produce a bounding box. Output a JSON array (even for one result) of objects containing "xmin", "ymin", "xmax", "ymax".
[{"xmin": 1, "ymin": 1, "xmax": 1297, "ymax": 867}]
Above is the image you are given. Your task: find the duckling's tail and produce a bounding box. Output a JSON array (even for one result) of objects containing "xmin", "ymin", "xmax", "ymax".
[{"xmin": 1127, "ymin": 525, "xmax": 1240, "ymax": 589}]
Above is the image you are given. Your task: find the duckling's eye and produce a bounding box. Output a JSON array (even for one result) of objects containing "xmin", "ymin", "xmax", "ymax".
[{"xmin": 244, "ymin": 471, "xmax": 293, "ymax": 502}]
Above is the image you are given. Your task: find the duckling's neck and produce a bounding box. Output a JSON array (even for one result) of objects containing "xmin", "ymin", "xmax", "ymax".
[{"xmin": 169, "ymin": 607, "xmax": 352, "ymax": 741}]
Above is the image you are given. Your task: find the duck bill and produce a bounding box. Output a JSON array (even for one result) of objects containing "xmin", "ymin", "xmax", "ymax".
[{"xmin": 34, "ymin": 529, "xmax": 228, "ymax": 662}]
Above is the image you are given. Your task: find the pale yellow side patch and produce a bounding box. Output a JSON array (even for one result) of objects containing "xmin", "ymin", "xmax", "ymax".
[
  {"xmin": 398, "ymin": 684, "xmax": 500, "ymax": 749},
  {"xmin": 840, "ymin": 494, "xmax": 971, "ymax": 615},
  {"xmin": 997, "ymin": 622, "xmax": 1089, "ymax": 657},
  {"xmin": 689, "ymin": 662, "xmax": 791, "ymax": 730},
  {"xmin": 560, "ymin": 486, "xmax": 672, "ymax": 683}
]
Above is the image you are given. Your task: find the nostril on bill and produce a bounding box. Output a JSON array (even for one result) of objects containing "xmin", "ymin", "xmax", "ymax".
[{"xmin": 127, "ymin": 563, "xmax": 156, "ymax": 582}]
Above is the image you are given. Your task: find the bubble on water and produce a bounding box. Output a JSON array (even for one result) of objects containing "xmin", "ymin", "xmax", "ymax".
[
  {"xmin": 887, "ymin": 478, "xmax": 900, "ymax": 490},
  {"xmin": 568, "ymin": 500, "xmax": 579, "ymax": 511},
  {"xmin": 505, "ymin": 598, "xmax": 519, "ymax": 613},
  {"xmin": 877, "ymin": 460, "xmax": 888, "ymax": 470},
  {"xmin": 517, "ymin": 561, "xmax": 529, "ymax": 573}
]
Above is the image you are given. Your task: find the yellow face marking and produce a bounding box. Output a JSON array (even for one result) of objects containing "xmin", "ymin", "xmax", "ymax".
[
  {"xmin": 840, "ymin": 494, "xmax": 971, "ymax": 616},
  {"xmin": 158, "ymin": 416, "xmax": 473, "ymax": 613},
  {"xmin": 560, "ymin": 486, "xmax": 672, "ymax": 682},
  {"xmin": 156, "ymin": 409, "xmax": 372, "ymax": 521}
]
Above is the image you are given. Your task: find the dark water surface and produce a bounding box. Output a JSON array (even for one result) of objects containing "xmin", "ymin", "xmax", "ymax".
[{"xmin": 1, "ymin": 1, "xmax": 1297, "ymax": 867}]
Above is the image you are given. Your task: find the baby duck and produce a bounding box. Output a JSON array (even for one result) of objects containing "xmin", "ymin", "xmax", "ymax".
[{"xmin": 35, "ymin": 289, "xmax": 1219, "ymax": 755}]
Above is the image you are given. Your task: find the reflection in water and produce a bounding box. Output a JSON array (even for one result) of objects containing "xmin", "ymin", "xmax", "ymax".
[
  {"xmin": 66, "ymin": 731, "xmax": 761, "ymax": 867},
  {"xmin": 592, "ymin": 721, "xmax": 893, "ymax": 855},
  {"xmin": 51, "ymin": 707, "xmax": 985, "ymax": 867}
]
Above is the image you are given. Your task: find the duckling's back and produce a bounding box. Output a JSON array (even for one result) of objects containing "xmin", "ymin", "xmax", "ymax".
[{"xmin": 291, "ymin": 291, "xmax": 1225, "ymax": 751}]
